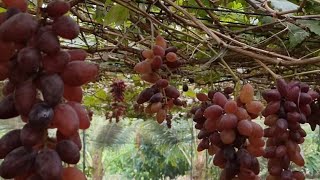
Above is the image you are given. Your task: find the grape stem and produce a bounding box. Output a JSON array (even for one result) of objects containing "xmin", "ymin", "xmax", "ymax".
[
  {"xmin": 283, "ymin": 69, "xmax": 320, "ymax": 78},
  {"xmin": 255, "ymin": 59, "xmax": 281, "ymax": 80},
  {"xmin": 220, "ymin": 58, "xmax": 240, "ymax": 82},
  {"xmin": 36, "ymin": 0, "xmax": 43, "ymax": 20}
]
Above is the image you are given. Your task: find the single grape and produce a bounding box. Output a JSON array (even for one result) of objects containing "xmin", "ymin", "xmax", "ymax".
[
  {"xmin": 203, "ymin": 105, "xmax": 223, "ymax": 120},
  {"xmin": 196, "ymin": 93, "xmax": 208, "ymax": 101},
  {"xmin": 155, "ymin": 79, "xmax": 169, "ymax": 88},
  {"xmin": 56, "ymin": 140, "xmax": 80, "ymax": 164},
  {"xmin": 151, "ymin": 55, "xmax": 162, "ymax": 70},
  {"xmin": 28, "ymin": 102, "xmax": 54, "ymax": 128},
  {"xmin": 0, "ymin": 13, "xmax": 38, "ymax": 43},
  {"xmin": 63, "ymin": 85, "xmax": 83, "ymax": 103},
  {"xmin": 141, "ymin": 72, "xmax": 161, "ymax": 83},
  {"xmin": 136, "ymin": 88, "xmax": 155, "ymax": 104},
  {"xmin": 224, "ymin": 100, "xmax": 238, "ymax": 114},
  {"xmin": 263, "ymin": 101, "xmax": 281, "ymax": 116},
  {"xmin": 245, "ymin": 101, "xmax": 264, "ymax": 115},
  {"xmin": 0, "ymin": 94, "xmax": 19, "ymax": 119},
  {"xmin": 56, "ymin": 131, "xmax": 82, "ymax": 150},
  {"xmin": 152, "ymin": 45, "xmax": 165, "ymax": 57},
  {"xmin": 134, "ymin": 61, "xmax": 152, "ymax": 74},
  {"xmin": 67, "ymin": 49, "xmax": 87, "ymax": 61},
  {"xmin": 235, "ymin": 107, "xmax": 250, "ymax": 120},
  {"xmin": 42, "ymin": 50, "xmax": 70, "ymax": 74},
  {"xmin": 164, "ymin": 85, "xmax": 180, "ymax": 99},
  {"xmin": 287, "ymin": 86, "xmax": 300, "ymax": 102},
  {"xmin": 166, "ymin": 52, "xmax": 177, "ymax": 62},
  {"xmin": 38, "ymin": 74, "xmax": 64, "ymax": 106},
  {"xmin": 220, "ymin": 129, "xmax": 236, "ymax": 144},
  {"xmin": 0, "ymin": 147, "xmax": 36, "ymax": 179},
  {"xmin": 61, "ymin": 61, "xmax": 99, "ymax": 86},
  {"xmin": 299, "ymin": 93, "xmax": 312, "ymax": 105},
  {"xmin": 155, "ymin": 35, "xmax": 167, "ymax": 48},
  {"xmin": 14, "ymin": 80, "xmax": 37, "ymax": 116},
  {"xmin": 53, "ymin": 16, "xmax": 80, "ymax": 40},
  {"xmin": 283, "ymin": 101, "xmax": 297, "ymax": 112},
  {"xmin": 62, "ymin": 167, "xmax": 86, "ymax": 180},
  {"xmin": 213, "ymin": 92, "xmax": 228, "ymax": 108},
  {"xmin": 150, "ymin": 102, "xmax": 162, "ymax": 113},
  {"xmin": 35, "ymin": 148, "xmax": 63, "ymax": 180},
  {"xmin": 46, "ymin": 0, "xmax": 70, "ymax": 18},
  {"xmin": 166, "ymin": 60, "xmax": 181, "ymax": 69},
  {"xmin": 0, "ymin": 129, "xmax": 21, "ymax": 159},
  {"xmin": 156, "ymin": 109, "xmax": 166, "ymax": 124},
  {"xmin": 276, "ymin": 79, "xmax": 288, "ymax": 97},
  {"xmin": 20, "ymin": 123, "xmax": 45, "ymax": 147},
  {"xmin": 66, "ymin": 101, "xmax": 90, "ymax": 130},
  {"xmin": 17, "ymin": 47, "xmax": 41, "ymax": 75},
  {"xmin": 36, "ymin": 26, "xmax": 60, "ymax": 55},
  {"xmin": 52, "ymin": 103, "xmax": 79, "ymax": 137},
  {"xmin": 218, "ymin": 113, "xmax": 238, "ymax": 130},
  {"xmin": 149, "ymin": 93, "xmax": 163, "ymax": 103},
  {"xmin": 240, "ymin": 84, "xmax": 254, "ymax": 104},
  {"xmin": 237, "ymin": 120, "xmax": 253, "ymax": 136},
  {"xmin": 142, "ymin": 49, "xmax": 153, "ymax": 59}
]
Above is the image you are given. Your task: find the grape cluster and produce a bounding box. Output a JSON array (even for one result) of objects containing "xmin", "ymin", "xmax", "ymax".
[
  {"xmin": 108, "ymin": 80, "xmax": 126, "ymax": 122},
  {"xmin": 0, "ymin": 0, "xmax": 98, "ymax": 179},
  {"xmin": 134, "ymin": 35, "xmax": 184, "ymax": 126},
  {"xmin": 134, "ymin": 35, "xmax": 181, "ymax": 81},
  {"xmin": 191, "ymin": 84, "xmax": 264, "ymax": 179},
  {"xmin": 306, "ymin": 89, "xmax": 320, "ymax": 130},
  {"xmin": 262, "ymin": 79, "xmax": 318, "ymax": 180},
  {"xmin": 136, "ymin": 79, "xmax": 183, "ymax": 126}
]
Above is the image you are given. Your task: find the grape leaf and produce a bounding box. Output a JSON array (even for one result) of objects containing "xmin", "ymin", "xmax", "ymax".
[
  {"xmin": 297, "ymin": 20, "xmax": 320, "ymax": 36},
  {"xmin": 104, "ymin": 4, "xmax": 129, "ymax": 26},
  {"xmin": 269, "ymin": 0, "xmax": 299, "ymax": 12},
  {"xmin": 288, "ymin": 24, "xmax": 310, "ymax": 48}
]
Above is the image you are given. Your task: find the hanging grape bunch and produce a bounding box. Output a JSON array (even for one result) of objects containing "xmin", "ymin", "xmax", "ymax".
[
  {"xmin": 0, "ymin": 0, "xmax": 98, "ymax": 179},
  {"xmin": 262, "ymin": 79, "xmax": 318, "ymax": 180},
  {"xmin": 306, "ymin": 88, "xmax": 320, "ymax": 130},
  {"xmin": 191, "ymin": 84, "xmax": 265, "ymax": 180},
  {"xmin": 108, "ymin": 80, "xmax": 126, "ymax": 122},
  {"xmin": 134, "ymin": 35, "xmax": 184, "ymax": 127}
]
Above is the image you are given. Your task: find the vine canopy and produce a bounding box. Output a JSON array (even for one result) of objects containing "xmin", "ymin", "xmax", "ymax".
[{"xmin": 10, "ymin": 0, "xmax": 320, "ymax": 85}]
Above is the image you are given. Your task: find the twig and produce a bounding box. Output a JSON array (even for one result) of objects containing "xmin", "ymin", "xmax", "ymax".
[
  {"xmin": 255, "ymin": 59, "xmax": 280, "ymax": 79},
  {"xmin": 283, "ymin": 70, "xmax": 320, "ymax": 78},
  {"xmin": 162, "ymin": 0, "xmax": 223, "ymax": 45},
  {"xmin": 220, "ymin": 58, "xmax": 240, "ymax": 81}
]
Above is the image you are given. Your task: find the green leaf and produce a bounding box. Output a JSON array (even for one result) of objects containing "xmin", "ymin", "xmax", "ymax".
[
  {"xmin": 184, "ymin": 90, "xmax": 196, "ymax": 98},
  {"xmin": 269, "ymin": 0, "xmax": 299, "ymax": 12},
  {"xmin": 297, "ymin": 20, "xmax": 320, "ymax": 36},
  {"xmin": 104, "ymin": 4, "xmax": 129, "ymax": 26},
  {"xmin": 96, "ymin": 89, "xmax": 108, "ymax": 100},
  {"xmin": 288, "ymin": 24, "xmax": 310, "ymax": 48},
  {"xmin": 104, "ymin": 0, "xmax": 112, "ymax": 6}
]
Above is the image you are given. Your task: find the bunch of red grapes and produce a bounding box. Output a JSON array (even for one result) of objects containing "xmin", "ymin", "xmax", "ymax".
[
  {"xmin": 307, "ymin": 88, "xmax": 320, "ymax": 130},
  {"xmin": 0, "ymin": 0, "xmax": 98, "ymax": 179},
  {"xmin": 262, "ymin": 79, "xmax": 318, "ymax": 180},
  {"xmin": 134, "ymin": 35, "xmax": 184, "ymax": 126},
  {"xmin": 109, "ymin": 80, "xmax": 126, "ymax": 122},
  {"xmin": 191, "ymin": 84, "xmax": 265, "ymax": 180}
]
